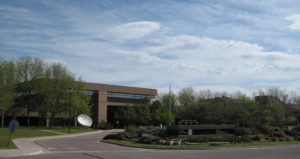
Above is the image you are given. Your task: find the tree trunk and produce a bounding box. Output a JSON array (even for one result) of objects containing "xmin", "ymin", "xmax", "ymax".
[
  {"xmin": 50, "ymin": 113, "xmax": 56, "ymax": 128},
  {"xmin": 74, "ymin": 116, "xmax": 77, "ymax": 127},
  {"xmin": 45, "ymin": 109, "xmax": 49, "ymax": 127},
  {"xmin": 1, "ymin": 113, "xmax": 4, "ymax": 128},
  {"xmin": 63, "ymin": 117, "xmax": 65, "ymax": 128},
  {"xmin": 27, "ymin": 105, "xmax": 30, "ymax": 126},
  {"xmin": 46, "ymin": 117, "xmax": 49, "ymax": 127}
]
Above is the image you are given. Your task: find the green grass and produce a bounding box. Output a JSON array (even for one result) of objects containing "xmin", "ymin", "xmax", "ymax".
[
  {"xmin": 0, "ymin": 126, "xmax": 95, "ymax": 149},
  {"xmin": 103, "ymin": 139, "xmax": 300, "ymax": 150}
]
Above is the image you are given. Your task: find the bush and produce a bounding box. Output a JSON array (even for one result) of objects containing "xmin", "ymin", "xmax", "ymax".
[
  {"xmin": 252, "ymin": 135, "xmax": 262, "ymax": 141},
  {"xmin": 146, "ymin": 127, "xmax": 168, "ymax": 138},
  {"xmin": 94, "ymin": 122, "xmax": 113, "ymax": 130},
  {"xmin": 236, "ymin": 128, "xmax": 251, "ymax": 136},
  {"xmin": 229, "ymin": 136, "xmax": 251, "ymax": 143},
  {"xmin": 103, "ymin": 134, "xmax": 120, "ymax": 140},
  {"xmin": 260, "ymin": 126, "xmax": 281, "ymax": 135},
  {"xmin": 181, "ymin": 135, "xmax": 251, "ymax": 143},
  {"xmin": 292, "ymin": 126, "xmax": 300, "ymax": 132},
  {"xmin": 273, "ymin": 131, "xmax": 285, "ymax": 138},
  {"xmin": 125, "ymin": 125, "xmax": 140, "ymax": 133},
  {"xmin": 138, "ymin": 133, "xmax": 160, "ymax": 144},
  {"xmin": 182, "ymin": 135, "xmax": 230, "ymax": 143},
  {"xmin": 122, "ymin": 126, "xmax": 147, "ymax": 139},
  {"xmin": 167, "ymin": 126, "xmax": 179, "ymax": 136}
]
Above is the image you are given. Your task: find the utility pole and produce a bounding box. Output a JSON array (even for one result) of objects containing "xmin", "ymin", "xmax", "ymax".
[
  {"xmin": 169, "ymin": 84, "xmax": 172, "ymax": 112},
  {"xmin": 68, "ymin": 88, "xmax": 72, "ymax": 134}
]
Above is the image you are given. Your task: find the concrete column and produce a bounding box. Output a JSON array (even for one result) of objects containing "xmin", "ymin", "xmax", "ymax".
[{"xmin": 98, "ymin": 91, "xmax": 108, "ymax": 123}]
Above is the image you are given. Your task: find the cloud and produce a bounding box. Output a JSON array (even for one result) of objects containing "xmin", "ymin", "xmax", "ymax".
[
  {"xmin": 286, "ymin": 14, "xmax": 300, "ymax": 30},
  {"xmin": 2, "ymin": 0, "xmax": 300, "ymax": 95},
  {"xmin": 102, "ymin": 21, "xmax": 160, "ymax": 42},
  {"xmin": 44, "ymin": 59, "xmax": 66, "ymax": 65}
]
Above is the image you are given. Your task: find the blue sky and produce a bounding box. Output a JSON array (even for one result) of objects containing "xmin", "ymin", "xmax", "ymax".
[{"xmin": 1, "ymin": 0, "xmax": 300, "ymax": 95}]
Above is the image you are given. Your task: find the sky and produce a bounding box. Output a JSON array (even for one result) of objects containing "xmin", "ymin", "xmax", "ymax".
[{"xmin": 1, "ymin": 0, "xmax": 300, "ymax": 95}]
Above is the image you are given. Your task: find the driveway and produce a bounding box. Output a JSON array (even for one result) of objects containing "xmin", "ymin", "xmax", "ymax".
[{"xmin": 2, "ymin": 131, "xmax": 300, "ymax": 159}]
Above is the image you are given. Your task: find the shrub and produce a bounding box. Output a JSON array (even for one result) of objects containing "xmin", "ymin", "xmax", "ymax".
[
  {"xmin": 252, "ymin": 135, "xmax": 262, "ymax": 141},
  {"xmin": 94, "ymin": 122, "xmax": 113, "ymax": 130},
  {"xmin": 273, "ymin": 131, "xmax": 285, "ymax": 138},
  {"xmin": 103, "ymin": 134, "xmax": 120, "ymax": 140},
  {"xmin": 292, "ymin": 126, "xmax": 300, "ymax": 132},
  {"xmin": 285, "ymin": 129, "xmax": 300, "ymax": 137},
  {"xmin": 146, "ymin": 127, "xmax": 168, "ymax": 138},
  {"xmin": 122, "ymin": 126, "xmax": 147, "ymax": 139},
  {"xmin": 236, "ymin": 128, "xmax": 251, "ymax": 136},
  {"xmin": 138, "ymin": 133, "xmax": 160, "ymax": 144},
  {"xmin": 181, "ymin": 135, "xmax": 251, "ymax": 143},
  {"xmin": 182, "ymin": 135, "xmax": 230, "ymax": 143},
  {"xmin": 167, "ymin": 126, "xmax": 179, "ymax": 136},
  {"xmin": 125, "ymin": 125, "xmax": 140, "ymax": 133},
  {"xmin": 229, "ymin": 136, "xmax": 251, "ymax": 143},
  {"xmin": 260, "ymin": 126, "xmax": 281, "ymax": 135}
]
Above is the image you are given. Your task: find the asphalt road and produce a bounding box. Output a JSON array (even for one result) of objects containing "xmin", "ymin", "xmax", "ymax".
[{"xmin": 3, "ymin": 132, "xmax": 300, "ymax": 159}]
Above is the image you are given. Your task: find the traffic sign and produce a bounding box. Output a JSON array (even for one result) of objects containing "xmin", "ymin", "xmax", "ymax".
[
  {"xmin": 7, "ymin": 120, "xmax": 20, "ymax": 147},
  {"xmin": 8, "ymin": 120, "xmax": 20, "ymax": 133}
]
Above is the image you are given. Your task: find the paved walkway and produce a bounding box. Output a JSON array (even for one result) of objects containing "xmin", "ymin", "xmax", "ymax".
[{"xmin": 0, "ymin": 129, "xmax": 123, "ymax": 158}]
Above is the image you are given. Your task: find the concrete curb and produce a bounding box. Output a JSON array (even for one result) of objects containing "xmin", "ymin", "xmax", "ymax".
[{"xmin": 0, "ymin": 129, "xmax": 124, "ymax": 158}]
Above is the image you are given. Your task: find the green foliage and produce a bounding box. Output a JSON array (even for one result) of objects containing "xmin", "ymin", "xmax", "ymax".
[
  {"xmin": 252, "ymin": 134, "xmax": 263, "ymax": 141},
  {"xmin": 236, "ymin": 128, "xmax": 252, "ymax": 136},
  {"xmin": 95, "ymin": 122, "xmax": 113, "ymax": 130},
  {"xmin": 177, "ymin": 97, "xmax": 259, "ymax": 126},
  {"xmin": 159, "ymin": 92, "xmax": 178, "ymax": 112},
  {"xmin": 0, "ymin": 56, "xmax": 92, "ymax": 127},
  {"xmin": 167, "ymin": 125, "xmax": 179, "ymax": 136},
  {"xmin": 260, "ymin": 126, "xmax": 281, "ymax": 135},
  {"xmin": 178, "ymin": 87, "xmax": 196, "ymax": 106},
  {"xmin": 273, "ymin": 131, "xmax": 285, "ymax": 138},
  {"xmin": 103, "ymin": 134, "xmax": 121, "ymax": 140},
  {"xmin": 0, "ymin": 59, "xmax": 17, "ymax": 127},
  {"xmin": 181, "ymin": 135, "xmax": 250, "ymax": 143},
  {"xmin": 138, "ymin": 133, "xmax": 160, "ymax": 144},
  {"xmin": 292, "ymin": 126, "xmax": 300, "ymax": 132},
  {"xmin": 114, "ymin": 102, "xmax": 174, "ymax": 127}
]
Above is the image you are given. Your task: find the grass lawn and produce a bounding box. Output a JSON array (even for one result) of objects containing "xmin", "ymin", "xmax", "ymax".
[
  {"xmin": 0, "ymin": 126, "xmax": 95, "ymax": 149},
  {"xmin": 103, "ymin": 139, "xmax": 300, "ymax": 150}
]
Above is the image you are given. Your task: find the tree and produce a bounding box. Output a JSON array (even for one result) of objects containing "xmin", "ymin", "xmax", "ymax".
[
  {"xmin": 43, "ymin": 63, "xmax": 77, "ymax": 128},
  {"xmin": 153, "ymin": 106, "xmax": 174, "ymax": 126},
  {"xmin": 198, "ymin": 89, "xmax": 214, "ymax": 100},
  {"xmin": 15, "ymin": 57, "xmax": 45, "ymax": 126},
  {"xmin": 0, "ymin": 59, "xmax": 16, "ymax": 128},
  {"xmin": 255, "ymin": 88, "xmax": 287, "ymax": 127},
  {"xmin": 70, "ymin": 81, "xmax": 92, "ymax": 126},
  {"xmin": 158, "ymin": 92, "xmax": 178, "ymax": 112},
  {"xmin": 178, "ymin": 87, "xmax": 196, "ymax": 106}
]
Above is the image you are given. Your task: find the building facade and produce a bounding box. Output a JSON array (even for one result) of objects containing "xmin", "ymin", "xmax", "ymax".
[
  {"xmin": 2, "ymin": 82, "xmax": 157, "ymax": 126},
  {"xmin": 83, "ymin": 82, "xmax": 157, "ymax": 125}
]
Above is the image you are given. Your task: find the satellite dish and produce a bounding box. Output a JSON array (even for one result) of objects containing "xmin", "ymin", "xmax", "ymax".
[{"xmin": 77, "ymin": 114, "xmax": 93, "ymax": 127}]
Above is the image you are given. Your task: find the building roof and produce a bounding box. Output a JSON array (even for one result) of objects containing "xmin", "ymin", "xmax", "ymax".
[{"xmin": 83, "ymin": 82, "xmax": 157, "ymax": 96}]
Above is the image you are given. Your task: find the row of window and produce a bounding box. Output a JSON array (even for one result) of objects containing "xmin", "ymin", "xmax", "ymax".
[
  {"xmin": 107, "ymin": 92, "xmax": 149, "ymax": 100},
  {"xmin": 82, "ymin": 90, "xmax": 150, "ymax": 100}
]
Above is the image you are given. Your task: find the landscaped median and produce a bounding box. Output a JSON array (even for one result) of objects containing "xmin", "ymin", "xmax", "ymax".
[
  {"xmin": 102, "ymin": 139, "xmax": 300, "ymax": 150},
  {"xmin": 0, "ymin": 127, "xmax": 95, "ymax": 149},
  {"xmin": 101, "ymin": 126, "xmax": 300, "ymax": 150}
]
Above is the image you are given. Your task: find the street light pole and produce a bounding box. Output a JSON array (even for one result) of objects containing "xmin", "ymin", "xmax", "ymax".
[{"xmin": 68, "ymin": 88, "xmax": 72, "ymax": 134}]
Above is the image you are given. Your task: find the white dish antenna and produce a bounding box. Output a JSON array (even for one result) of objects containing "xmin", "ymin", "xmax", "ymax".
[{"xmin": 77, "ymin": 114, "xmax": 93, "ymax": 127}]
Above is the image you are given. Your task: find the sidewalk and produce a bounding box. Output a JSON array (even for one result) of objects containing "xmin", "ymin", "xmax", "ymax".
[{"xmin": 0, "ymin": 129, "xmax": 124, "ymax": 158}]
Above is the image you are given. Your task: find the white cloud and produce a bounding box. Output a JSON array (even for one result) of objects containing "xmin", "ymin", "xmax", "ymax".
[
  {"xmin": 102, "ymin": 21, "xmax": 160, "ymax": 42},
  {"xmin": 44, "ymin": 59, "xmax": 66, "ymax": 65},
  {"xmin": 286, "ymin": 14, "xmax": 300, "ymax": 30}
]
